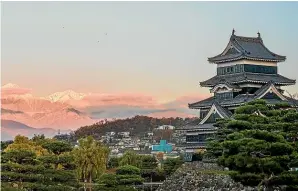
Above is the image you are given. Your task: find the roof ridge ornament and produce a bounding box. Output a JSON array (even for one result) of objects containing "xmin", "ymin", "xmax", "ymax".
[
  {"xmin": 232, "ymin": 29, "xmax": 235, "ymax": 35},
  {"xmin": 257, "ymin": 31, "xmax": 261, "ymax": 38}
]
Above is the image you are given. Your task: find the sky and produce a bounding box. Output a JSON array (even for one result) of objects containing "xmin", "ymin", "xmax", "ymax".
[{"xmin": 2, "ymin": 1, "xmax": 298, "ymax": 102}]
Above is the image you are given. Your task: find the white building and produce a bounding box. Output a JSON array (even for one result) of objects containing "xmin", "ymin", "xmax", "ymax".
[{"xmin": 157, "ymin": 125, "xmax": 175, "ymax": 130}]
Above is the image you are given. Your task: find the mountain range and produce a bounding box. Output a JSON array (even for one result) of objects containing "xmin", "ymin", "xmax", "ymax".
[{"xmin": 1, "ymin": 83, "xmax": 207, "ymax": 140}]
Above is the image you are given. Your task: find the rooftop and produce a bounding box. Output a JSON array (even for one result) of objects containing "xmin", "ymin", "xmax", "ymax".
[
  {"xmin": 208, "ymin": 30, "xmax": 286, "ymax": 63},
  {"xmin": 189, "ymin": 82, "xmax": 298, "ymax": 109},
  {"xmin": 200, "ymin": 72, "xmax": 295, "ymax": 87}
]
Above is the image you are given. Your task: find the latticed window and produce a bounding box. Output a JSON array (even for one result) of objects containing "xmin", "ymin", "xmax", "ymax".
[
  {"xmin": 244, "ymin": 65, "xmax": 277, "ymax": 74},
  {"xmin": 217, "ymin": 64, "xmax": 277, "ymax": 75},
  {"xmin": 215, "ymin": 92, "xmax": 233, "ymax": 100}
]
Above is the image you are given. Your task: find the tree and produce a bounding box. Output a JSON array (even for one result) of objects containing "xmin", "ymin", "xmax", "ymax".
[
  {"xmin": 1, "ymin": 135, "xmax": 78, "ymax": 190},
  {"xmin": 42, "ymin": 140, "xmax": 73, "ymax": 155},
  {"xmin": 31, "ymin": 134, "xmax": 46, "ymax": 144},
  {"xmin": 5, "ymin": 135, "xmax": 48, "ymax": 156},
  {"xmin": 163, "ymin": 157, "xmax": 183, "ymax": 176},
  {"xmin": 139, "ymin": 155, "xmax": 158, "ymax": 170},
  {"xmin": 207, "ymin": 100, "xmax": 298, "ymax": 190},
  {"xmin": 97, "ymin": 165, "xmax": 144, "ymax": 191},
  {"xmin": 108, "ymin": 157, "xmax": 120, "ymax": 169},
  {"xmin": 72, "ymin": 136, "xmax": 110, "ymax": 187},
  {"xmin": 138, "ymin": 155, "xmax": 165, "ymax": 182},
  {"xmin": 1, "ymin": 140, "xmax": 13, "ymax": 151},
  {"xmin": 119, "ymin": 150, "xmax": 142, "ymax": 168}
]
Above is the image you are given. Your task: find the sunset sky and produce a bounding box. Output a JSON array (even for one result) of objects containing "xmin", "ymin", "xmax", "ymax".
[{"xmin": 2, "ymin": 1, "xmax": 298, "ymax": 103}]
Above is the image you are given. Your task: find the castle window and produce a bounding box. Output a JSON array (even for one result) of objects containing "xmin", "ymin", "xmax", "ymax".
[{"xmin": 244, "ymin": 65, "xmax": 277, "ymax": 74}]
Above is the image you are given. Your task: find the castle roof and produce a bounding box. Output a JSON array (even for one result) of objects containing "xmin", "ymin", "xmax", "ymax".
[
  {"xmin": 189, "ymin": 82, "xmax": 298, "ymax": 109},
  {"xmin": 213, "ymin": 102, "xmax": 233, "ymax": 118},
  {"xmin": 200, "ymin": 72, "xmax": 295, "ymax": 87},
  {"xmin": 208, "ymin": 30, "xmax": 286, "ymax": 64}
]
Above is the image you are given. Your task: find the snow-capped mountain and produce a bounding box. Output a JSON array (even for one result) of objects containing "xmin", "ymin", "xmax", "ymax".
[
  {"xmin": 2, "ymin": 83, "xmax": 20, "ymax": 89},
  {"xmin": 45, "ymin": 90, "xmax": 86, "ymax": 103},
  {"xmin": 1, "ymin": 84, "xmax": 94, "ymax": 130},
  {"xmin": 1, "ymin": 82, "xmax": 206, "ymax": 133},
  {"xmin": 1, "ymin": 106, "xmax": 94, "ymax": 130}
]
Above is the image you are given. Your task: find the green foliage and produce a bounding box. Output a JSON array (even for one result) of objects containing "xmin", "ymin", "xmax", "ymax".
[
  {"xmin": 95, "ymin": 185, "xmax": 136, "ymax": 191},
  {"xmin": 274, "ymin": 102, "xmax": 291, "ymax": 109},
  {"xmin": 163, "ymin": 157, "xmax": 183, "ymax": 176},
  {"xmin": 117, "ymin": 174, "xmax": 144, "ymax": 185},
  {"xmin": 235, "ymin": 105, "xmax": 257, "ymax": 114},
  {"xmin": 226, "ymin": 120, "xmax": 252, "ymax": 130},
  {"xmin": 2, "ymin": 150, "xmax": 37, "ymax": 164},
  {"xmin": 230, "ymin": 172, "xmax": 264, "ymax": 186},
  {"xmin": 53, "ymin": 132, "xmax": 77, "ymax": 144},
  {"xmin": 116, "ymin": 165, "xmax": 141, "ymax": 175},
  {"xmin": 98, "ymin": 165, "xmax": 143, "ymax": 190},
  {"xmin": 98, "ymin": 174, "xmax": 118, "ymax": 187},
  {"xmin": 108, "ymin": 157, "xmax": 120, "ymax": 168},
  {"xmin": 208, "ymin": 101, "xmax": 298, "ymax": 189},
  {"xmin": 42, "ymin": 141, "xmax": 73, "ymax": 155},
  {"xmin": 119, "ymin": 150, "xmax": 142, "ymax": 168},
  {"xmin": 281, "ymin": 112, "xmax": 298, "ymax": 123},
  {"xmin": 31, "ymin": 134, "xmax": 46, "ymax": 145},
  {"xmin": 247, "ymin": 99, "xmax": 267, "ymax": 106},
  {"xmin": 1, "ymin": 163, "xmax": 45, "ymax": 173},
  {"xmin": 1, "ymin": 140, "xmax": 13, "ymax": 150},
  {"xmin": 235, "ymin": 100, "xmax": 269, "ymax": 114},
  {"xmin": 72, "ymin": 136, "xmax": 110, "ymax": 183},
  {"xmin": 1, "ymin": 135, "xmax": 79, "ymax": 190},
  {"xmin": 5, "ymin": 135, "xmax": 48, "ymax": 156},
  {"xmin": 139, "ymin": 155, "xmax": 158, "ymax": 170}
]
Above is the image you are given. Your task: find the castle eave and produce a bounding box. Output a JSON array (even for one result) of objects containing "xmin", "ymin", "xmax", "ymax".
[{"xmin": 200, "ymin": 73, "xmax": 296, "ymax": 87}]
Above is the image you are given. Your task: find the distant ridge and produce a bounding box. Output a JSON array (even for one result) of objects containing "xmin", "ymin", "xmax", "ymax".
[{"xmin": 1, "ymin": 120, "xmax": 58, "ymax": 141}]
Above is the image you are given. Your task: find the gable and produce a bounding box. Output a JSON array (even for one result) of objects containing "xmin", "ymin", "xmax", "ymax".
[
  {"xmin": 224, "ymin": 47, "xmax": 239, "ymax": 55},
  {"xmin": 262, "ymin": 92, "xmax": 283, "ymax": 100},
  {"xmin": 211, "ymin": 83, "xmax": 240, "ymax": 93},
  {"xmin": 256, "ymin": 84, "xmax": 286, "ymax": 101},
  {"xmin": 199, "ymin": 104, "xmax": 226, "ymax": 125},
  {"xmin": 220, "ymin": 41, "xmax": 241, "ymax": 56},
  {"xmin": 204, "ymin": 112, "xmax": 221, "ymax": 123}
]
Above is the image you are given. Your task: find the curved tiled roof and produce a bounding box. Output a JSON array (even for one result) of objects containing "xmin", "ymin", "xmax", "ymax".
[
  {"xmin": 200, "ymin": 72, "xmax": 296, "ymax": 87},
  {"xmin": 213, "ymin": 102, "xmax": 233, "ymax": 118},
  {"xmin": 189, "ymin": 82, "xmax": 298, "ymax": 109},
  {"xmin": 208, "ymin": 32, "xmax": 286, "ymax": 63},
  {"xmin": 189, "ymin": 94, "xmax": 254, "ymax": 109},
  {"xmin": 210, "ymin": 82, "xmax": 242, "ymax": 93}
]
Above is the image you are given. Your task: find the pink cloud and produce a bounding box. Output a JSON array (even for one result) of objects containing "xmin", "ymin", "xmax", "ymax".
[
  {"xmin": 164, "ymin": 93, "xmax": 210, "ymax": 108},
  {"xmin": 147, "ymin": 110, "xmax": 196, "ymax": 118},
  {"xmin": 1, "ymin": 84, "xmax": 32, "ymax": 98},
  {"xmin": 73, "ymin": 93, "xmax": 161, "ymax": 109}
]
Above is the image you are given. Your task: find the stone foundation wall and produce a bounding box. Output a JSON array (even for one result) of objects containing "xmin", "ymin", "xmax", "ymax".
[{"xmin": 156, "ymin": 162, "xmax": 282, "ymax": 191}]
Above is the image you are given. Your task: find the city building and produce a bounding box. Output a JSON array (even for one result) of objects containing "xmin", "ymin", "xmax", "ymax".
[
  {"xmin": 151, "ymin": 140, "xmax": 173, "ymax": 153},
  {"xmin": 156, "ymin": 125, "xmax": 175, "ymax": 130},
  {"xmin": 184, "ymin": 30, "xmax": 297, "ymax": 161},
  {"xmin": 118, "ymin": 131, "xmax": 130, "ymax": 138}
]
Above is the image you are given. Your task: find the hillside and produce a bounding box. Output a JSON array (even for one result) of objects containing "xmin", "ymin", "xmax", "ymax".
[{"xmin": 75, "ymin": 115, "xmax": 198, "ymax": 139}]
